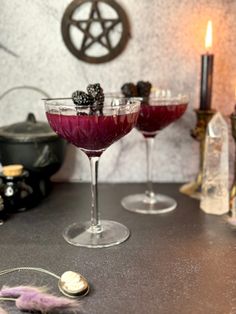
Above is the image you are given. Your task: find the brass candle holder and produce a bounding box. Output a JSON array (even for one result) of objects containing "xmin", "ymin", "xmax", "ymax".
[
  {"xmin": 230, "ymin": 114, "xmax": 236, "ymax": 216},
  {"xmin": 180, "ymin": 109, "xmax": 215, "ymax": 199}
]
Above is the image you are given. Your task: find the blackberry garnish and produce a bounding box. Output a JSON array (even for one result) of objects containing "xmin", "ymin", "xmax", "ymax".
[
  {"xmin": 72, "ymin": 84, "xmax": 105, "ymax": 115},
  {"xmin": 137, "ymin": 81, "xmax": 152, "ymax": 98},
  {"xmin": 72, "ymin": 91, "xmax": 94, "ymax": 106},
  {"xmin": 121, "ymin": 83, "xmax": 137, "ymax": 97},
  {"xmin": 87, "ymin": 83, "xmax": 104, "ymax": 103},
  {"xmin": 89, "ymin": 102, "xmax": 103, "ymax": 115},
  {"xmin": 87, "ymin": 83, "xmax": 104, "ymax": 115},
  {"xmin": 90, "ymin": 102, "xmax": 103, "ymax": 113},
  {"xmin": 76, "ymin": 111, "xmax": 88, "ymax": 116}
]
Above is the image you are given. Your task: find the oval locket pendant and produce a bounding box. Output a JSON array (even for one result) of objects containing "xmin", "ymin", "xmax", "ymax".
[{"xmin": 58, "ymin": 271, "xmax": 89, "ymax": 297}]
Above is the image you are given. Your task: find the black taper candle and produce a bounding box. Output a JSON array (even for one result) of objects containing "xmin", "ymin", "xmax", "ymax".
[{"xmin": 200, "ymin": 54, "xmax": 214, "ymax": 110}]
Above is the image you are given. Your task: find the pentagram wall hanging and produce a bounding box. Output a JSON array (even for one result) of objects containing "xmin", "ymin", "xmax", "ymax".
[{"xmin": 61, "ymin": 0, "xmax": 130, "ymax": 64}]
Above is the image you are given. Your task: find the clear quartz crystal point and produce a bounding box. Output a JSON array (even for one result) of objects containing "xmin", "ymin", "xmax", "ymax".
[{"xmin": 200, "ymin": 112, "xmax": 229, "ymax": 215}]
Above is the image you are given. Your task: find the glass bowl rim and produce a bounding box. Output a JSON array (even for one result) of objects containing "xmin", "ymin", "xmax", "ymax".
[
  {"xmin": 145, "ymin": 94, "xmax": 189, "ymax": 101},
  {"xmin": 43, "ymin": 96, "xmax": 142, "ymax": 109},
  {"xmin": 42, "ymin": 96, "xmax": 142, "ymax": 101}
]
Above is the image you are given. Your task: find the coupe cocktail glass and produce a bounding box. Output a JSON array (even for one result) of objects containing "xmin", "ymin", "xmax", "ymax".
[
  {"xmin": 45, "ymin": 96, "xmax": 140, "ymax": 248},
  {"xmin": 121, "ymin": 93, "xmax": 188, "ymax": 214}
]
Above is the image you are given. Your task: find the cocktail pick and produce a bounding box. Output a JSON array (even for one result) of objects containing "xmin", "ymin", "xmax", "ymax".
[{"xmin": 0, "ymin": 267, "xmax": 89, "ymax": 298}]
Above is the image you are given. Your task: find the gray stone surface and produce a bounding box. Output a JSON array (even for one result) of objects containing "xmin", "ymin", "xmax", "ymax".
[
  {"xmin": 0, "ymin": 183, "xmax": 235, "ymax": 314},
  {"xmin": 0, "ymin": 0, "xmax": 235, "ymax": 182}
]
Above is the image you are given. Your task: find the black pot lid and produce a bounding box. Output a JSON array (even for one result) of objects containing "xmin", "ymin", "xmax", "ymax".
[{"xmin": 0, "ymin": 113, "xmax": 58, "ymax": 142}]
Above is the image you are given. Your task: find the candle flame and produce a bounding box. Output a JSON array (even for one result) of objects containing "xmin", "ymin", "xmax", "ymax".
[{"xmin": 205, "ymin": 20, "xmax": 213, "ymax": 50}]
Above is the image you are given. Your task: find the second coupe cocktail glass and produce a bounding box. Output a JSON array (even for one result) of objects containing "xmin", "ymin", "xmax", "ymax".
[
  {"xmin": 45, "ymin": 96, "xmax": 140, "ymax": 248},
  {"xmin": 121, "ymin": 93, "xmax": 188, "ymax": 214}
]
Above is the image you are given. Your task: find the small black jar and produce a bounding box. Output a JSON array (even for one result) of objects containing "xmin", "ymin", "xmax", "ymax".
[{"xmin": 0, "ymin": 167, "xmax": 38, "ymax": 213}]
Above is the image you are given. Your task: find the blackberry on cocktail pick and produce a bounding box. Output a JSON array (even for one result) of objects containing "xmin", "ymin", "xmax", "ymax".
[
  {"xmin": 137, "ymin": 81, "xmax": 152, "ymax": 98},
  {"xmin": 87, "ymin": 83, "xmax": 104, "ymax": 103},
  {"xmin": 121, "ymin": 83, "xmax": 137, "ymax": 97},
  {"xmin": 89, "ymin": 101, "xmax": 103, "ymax": 115},
  {"xmin": 87, "ymin": 83, "xmax": 104, "ymax": 115},
  {"xmin": 72, "ymin": 91, "xmax": 93, "ymax": 106}
]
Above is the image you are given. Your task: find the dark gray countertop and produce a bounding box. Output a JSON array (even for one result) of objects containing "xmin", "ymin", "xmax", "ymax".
[{"xmin": 0, "ymin": 183, "xmax": 235, "ymax": 314}]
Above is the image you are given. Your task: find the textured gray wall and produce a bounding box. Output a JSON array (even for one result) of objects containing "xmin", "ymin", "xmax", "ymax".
[{"xmin": 0, "ymin": 0, "xmax": 235, "ymax": 182}]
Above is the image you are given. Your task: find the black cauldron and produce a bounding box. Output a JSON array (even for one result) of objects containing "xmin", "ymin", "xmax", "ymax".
[
  {"xmin": 0, "ymin": 86, "xmax": 66, "ymax": 206},
  {"xmin": 0, "ymin": 113, "xmax": 65, "ymax": 178}
]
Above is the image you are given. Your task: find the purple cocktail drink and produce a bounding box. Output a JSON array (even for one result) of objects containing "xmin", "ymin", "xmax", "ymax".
[
  {"xmin": 136, "ymin": 102, "xmax": 187, "ymax": 137},
  {"xmin": 46, "ymin": 111, "xmax": 138, "ymax": 156},
  {"xmin": 121, "ymin": 81, "xmax": 188, "ymax": 214},
  {"xmin": 45, "ymin": 85, "xmax": 140, "ymax": 248}
]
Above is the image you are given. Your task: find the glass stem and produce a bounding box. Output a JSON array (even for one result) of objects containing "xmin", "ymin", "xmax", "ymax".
[
  {"xmin": 89, "ymin": 156, "xmax": 102, "ymax": 233},
  {"xmin": 145, "ymin": 137, "xmax": 155, "ymax": 199}
]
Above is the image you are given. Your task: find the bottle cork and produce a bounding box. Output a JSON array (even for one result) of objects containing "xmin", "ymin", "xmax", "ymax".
[{"xmin": 2, "ymin": 165, "xmax": 23, "ymax": 177}]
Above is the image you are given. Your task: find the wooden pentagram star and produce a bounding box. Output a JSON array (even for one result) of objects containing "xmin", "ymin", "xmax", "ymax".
[
  {"xmin": 61, "ymin": 0, "xmax": 130, "ymax": 63},
  {"xmin": 70, "ymin": 1, "xmax": 120, "ymax": 53}
]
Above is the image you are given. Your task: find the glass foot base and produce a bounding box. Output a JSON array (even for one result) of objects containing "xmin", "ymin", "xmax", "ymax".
[
  {"xmin": 121, "ymin": 193, "xmax": 177, "ymax": 214},
  {"xmin": 63, "ymin": 220, "xmax": 130, "ymax": 248}
]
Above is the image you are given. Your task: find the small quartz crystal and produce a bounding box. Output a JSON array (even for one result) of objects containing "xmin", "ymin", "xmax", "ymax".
[{"xmin": 200, "ymin": 113, "xmax": 229, "ymax": 215}]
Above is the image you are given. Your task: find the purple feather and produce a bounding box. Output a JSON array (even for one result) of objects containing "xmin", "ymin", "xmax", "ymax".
[
  {"xmin": 0, "ymin": 307, "xmax": 8, "ymax": 314},
  {"xmin": 15, "ymin": 291, "xmax": 80, "ymax": 312},
  {"xmin": 0, "ymin": 285, "xmax": 44, "ymax": 298}
]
